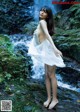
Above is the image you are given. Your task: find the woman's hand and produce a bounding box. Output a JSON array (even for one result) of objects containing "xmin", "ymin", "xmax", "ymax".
[{"xmin": 54, "ymin": 49, "xmax": 63, "ymax": 57}]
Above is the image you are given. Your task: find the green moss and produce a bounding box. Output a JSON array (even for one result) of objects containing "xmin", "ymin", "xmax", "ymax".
[
  {"xmin": 0, "ymin": 34, "xmax": 31, "ymax": 84},
  {"xmin": 53, "ymin": 4, "xmax": 80, "ymax": 63}
]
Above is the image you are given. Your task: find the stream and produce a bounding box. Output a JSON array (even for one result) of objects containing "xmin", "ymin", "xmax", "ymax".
[
  {"xmin": 9, "ymin": 34, "xmax": 80, "ymax": 93},
  {"xmin": 10, "ymin": 0, "xmax": 80, "ymax": 92}
]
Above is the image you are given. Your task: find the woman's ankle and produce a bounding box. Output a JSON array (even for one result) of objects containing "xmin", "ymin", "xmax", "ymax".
[
  {"xmin": 52, "ymin": 98, "xmax": 58, "ymax": 101},
  {"xmin": 47, "ymin": 97, "xmax": 51, "ymax": 100}
]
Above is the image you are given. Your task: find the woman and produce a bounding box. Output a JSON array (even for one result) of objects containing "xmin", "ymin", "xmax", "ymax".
[{"xmin": 28, "ymin": 6, "xmax": 66, "ymax": 109}]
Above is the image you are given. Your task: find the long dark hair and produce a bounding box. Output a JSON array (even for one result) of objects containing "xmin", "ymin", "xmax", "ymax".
[{"xmin": 39, "ymin": 6, "xmax": 55, "ymax": 36}]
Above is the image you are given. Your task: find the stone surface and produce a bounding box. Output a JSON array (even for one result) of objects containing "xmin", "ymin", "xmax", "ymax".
[{"xmin": 0, "ymin": 0, "xmax": 34, "ymax": 34}]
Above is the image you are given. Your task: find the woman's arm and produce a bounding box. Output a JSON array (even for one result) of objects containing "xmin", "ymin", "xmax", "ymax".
[{"xmin": 39, "ymin": 20, "xmax": 58, "ymax": 51}]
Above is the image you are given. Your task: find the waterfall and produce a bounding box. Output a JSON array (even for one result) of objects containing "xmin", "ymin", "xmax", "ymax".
[
  {"xmin": 9, "ymin": 31, "xmax": 80, "ymax": 93},
  {"xmin": 8, "ymin": 0, "xmax": 80, "ymax": 93}
]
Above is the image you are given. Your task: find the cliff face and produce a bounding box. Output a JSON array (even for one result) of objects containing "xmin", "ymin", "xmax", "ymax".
[
  {"xmin": 0, "ymin": 0, "xmax": 34, "ymax": 34},
  {"xmin": 54, "ymin": 4, "xmax": 80, "ymax": 63}
]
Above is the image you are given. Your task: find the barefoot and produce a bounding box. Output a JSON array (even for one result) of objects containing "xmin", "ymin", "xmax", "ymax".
[
  {"xmin": 43, "ymin": 98, "xmax": 51, "ymax": 107},
  {"xmin": 48, "ymin": 99, "xmax": 59, "ymax": 109}
]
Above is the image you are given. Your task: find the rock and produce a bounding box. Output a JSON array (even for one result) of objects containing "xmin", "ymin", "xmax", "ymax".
[
  {"xmin": 54, "ymin": 4, "xmax": 80, "ymax": 63},
  {"xmin": 25, "ymin": 78, "xmax": 80, "ymax": 112},
  {"xmin": 54, "ymin": 4, "xmax": 80, "ymax": 29},
  {"xmin": 0, "ymin": 34, "xmax": 32, "ymax": 84},
  {"xmin": 0, "ymin": 0, "xmax": 34, "ymax": 34},
  {"xmin": 23, "ymin": 21, "xmax": 38, "ymax": 35},
  {"xmin": 0, "ymin": 72, "xmax": 80, "ymax": 112},
  {"xmin": 53, "ymin": 33, "xmax": 80, "ymax": 63},
  {"xmin": 57, "ymin": 66, "xmax": 80, "ymax": 86}
]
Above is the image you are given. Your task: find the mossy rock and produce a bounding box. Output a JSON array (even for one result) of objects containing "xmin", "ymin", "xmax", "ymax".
[
  {"xmin": 54, "ymin": 4, "xmax": 80, "ymax": 29},
  {"xmin": 23, "ymin": 21, "xmax": 38, "ymax": 35},
  {"xmin": 0, "ymin": 34, "xmax": 32, "ymax": 84},
  {"xmin": 53, "ymin": 4, "xmax": 80, "ymax": 63},
  {"xmin": 53, "ymin": 28, "xmax": 80, "ymax": 62}
]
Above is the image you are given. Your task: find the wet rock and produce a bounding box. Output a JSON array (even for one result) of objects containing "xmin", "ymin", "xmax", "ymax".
[
  {"xmin": 25, "ymin": 78, "xmax": 80, "ymax": 112},
  {"xmin": 23, "ymin": 21, "xmax": 38, "ymax": 35},
  {"xmin": 54, "ymin": 4, "xmax": 80, "ymax": 63},
  {"xmin": 0, "ymin": 0, "xmax": 34, "ymax": 34},
  {"xmin": 0, "ymin": 34, "xmax": 32, "ymax": 84}
]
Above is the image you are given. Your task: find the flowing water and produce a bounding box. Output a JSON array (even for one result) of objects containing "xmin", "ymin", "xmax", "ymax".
[{"xmin": 9, "ymin": 34, "xmax": 80, "ymax": 93}]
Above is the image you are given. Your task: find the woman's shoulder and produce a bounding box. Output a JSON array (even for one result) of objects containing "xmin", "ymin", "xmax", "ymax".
[{"xmin": 39, "ymin": 19, "xmax": 47, "ymax": 24}]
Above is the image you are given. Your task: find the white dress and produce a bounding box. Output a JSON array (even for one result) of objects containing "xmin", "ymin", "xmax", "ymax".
[{"xmin": 28, "ymin": 21, "xmax": 66, "ymax": 67}]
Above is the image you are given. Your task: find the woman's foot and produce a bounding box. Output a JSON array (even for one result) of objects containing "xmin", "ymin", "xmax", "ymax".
[
  {"xmin": 48, "ymin": 99, "xmax": 59, "ymax": 109},
  {"xmin": 43, "ymin": 98, "xmax": 51, "ymax": 108}
]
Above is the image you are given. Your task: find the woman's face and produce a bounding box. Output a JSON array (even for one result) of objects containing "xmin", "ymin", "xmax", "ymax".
[{"xmin": 39, "ymin": 10, "xmax": 48, "ymax": 19}]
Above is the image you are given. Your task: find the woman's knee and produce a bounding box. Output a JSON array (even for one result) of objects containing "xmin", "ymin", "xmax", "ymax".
[
  {"xmin": 48, "ymin": 66, "xmax": 56, "ymax": 78},
  {"xmin": 48, "ymin": 71, "xmax": 55, "ymax": 78}
]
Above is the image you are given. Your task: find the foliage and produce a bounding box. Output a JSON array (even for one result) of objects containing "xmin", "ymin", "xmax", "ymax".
[{"xmin": 0, "ymin": 34, "xmax": 31, "ymax": 84}]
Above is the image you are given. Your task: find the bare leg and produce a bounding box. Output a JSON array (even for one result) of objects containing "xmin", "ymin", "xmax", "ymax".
[
  {"xmin": 43, "ymin": 64, "xmax": 51, "ymax": 107},
  {"xmin": 48, "ymin": 65, "xmax": 59, "ymax": 109}
]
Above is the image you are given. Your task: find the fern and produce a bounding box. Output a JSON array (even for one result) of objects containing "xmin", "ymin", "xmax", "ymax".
[
  {"xmin": 75, "ymin": 9, "xmax": 80, "ymax": 16},
  {"xmin": 70, "ymin": 4, "xmax": 80, "ymax": 12}
]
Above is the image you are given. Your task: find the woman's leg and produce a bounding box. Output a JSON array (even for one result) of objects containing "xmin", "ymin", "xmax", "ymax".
[
  {"xmin": 48, "ymin": 65, "xmax": 59, "ymax": 109},
  {"xmin": 43, "ymin": 64, "xmax": 51, "ymax": 107}
]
